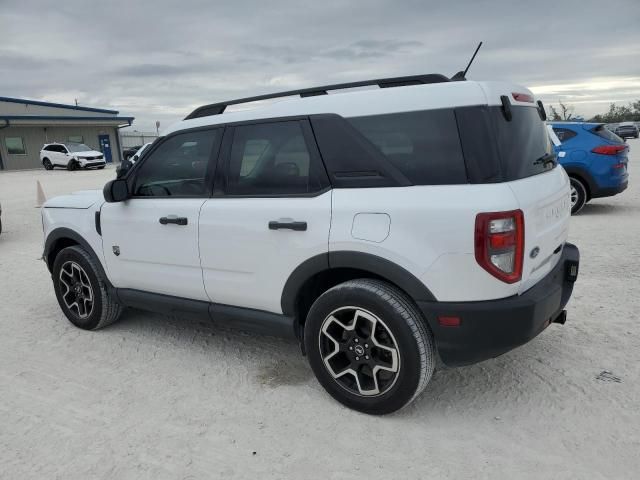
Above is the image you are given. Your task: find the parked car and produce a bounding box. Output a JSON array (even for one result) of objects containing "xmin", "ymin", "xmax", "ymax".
[
  {"xmin": 614, "ymin": 122, "xmax": 639, "ymax": 139},
  {"xmin": 549, "ymin": 122, "xmax": 629, "ymax": 214},
  {"xmin": 123, "ymin": 145, "xmax": 142, "ymax": 161},
  {"xmin": 40, "ymin": 143, "xmax": 106, "ymax": 171},
  {"xmin": 129, "ymin": 142, "xmax": 152, "ymax": 163},
  {"xmin": 41, "ymin": 74, "xmax": 579, "ymax": 414}
]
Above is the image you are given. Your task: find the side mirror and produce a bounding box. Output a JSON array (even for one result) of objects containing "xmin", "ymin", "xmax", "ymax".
[
  {"xmin": 116, "ymin": 158, "xmax": 132, "ymax": 178},
  {"xmin": 103, "ymin": 179, "xmax": 130, "ymax": 203}
]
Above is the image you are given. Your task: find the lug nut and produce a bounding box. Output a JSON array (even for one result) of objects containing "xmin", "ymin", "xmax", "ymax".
[
  {"xmin": 365, "ymin": 355, "xmax": 369, "ymax": 360},
  {"xmin": 349, "ymin": 346, "xmax": 353, "ymax": 351},
  {"xmin": 355, "ymin": 356, "xmax": 360, "ymax": 361},
  {"xmin": 364, "ymin": 344, "xmax": 368, "ymax": 348},
  {"xmin": 354, "ymin": 338, "xmax": 359, "ymax": 343}
]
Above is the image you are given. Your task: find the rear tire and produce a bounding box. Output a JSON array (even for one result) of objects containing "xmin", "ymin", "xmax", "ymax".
[
  {"xmin": 304, "ymin": 279, "xmax": 435, "ymax": 415},
  {"xmin": 52, "ymin": 246, "xmax": 122, "ymax": 330},
  {"xmin": 43, "ymin": 158, "xmax": 53, "ymax": 170},
  {"xmin": 570, "ymin": 177, "xmax": 587, "ymax": 215}
]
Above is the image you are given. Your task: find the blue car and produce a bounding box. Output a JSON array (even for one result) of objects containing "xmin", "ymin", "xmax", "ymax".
[{"xmin": 549, "ymin": 122, "xmax": 629, "ymax": 214}]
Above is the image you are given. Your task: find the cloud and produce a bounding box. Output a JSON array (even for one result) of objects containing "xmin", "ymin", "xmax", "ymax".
[{"xmin": 1, "ymin": 0, "xmax": 639, "ymax": 129}]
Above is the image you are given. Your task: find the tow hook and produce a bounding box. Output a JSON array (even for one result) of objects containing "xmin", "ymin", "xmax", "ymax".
[{"xmin": 553, "ymin": 310, "xmax": 567, "ymax": 325}]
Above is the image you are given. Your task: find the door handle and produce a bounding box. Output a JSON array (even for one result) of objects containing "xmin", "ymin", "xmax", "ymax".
[
  {"xmin": 159, "ymin": 216, "xmax": 188, "ymax": 226},
  {"xmin": 268, "ymin": 220, "xmax": 307, "ymax": 231}
]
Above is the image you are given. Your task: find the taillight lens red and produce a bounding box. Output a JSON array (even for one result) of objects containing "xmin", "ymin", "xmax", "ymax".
[
  {"xmin": 475, "ymin": 210, "xmax": 524, "ymax": 284},
  {"xmin": 592, "ymin": 144, "xmax": 627, "ymax": 155}
]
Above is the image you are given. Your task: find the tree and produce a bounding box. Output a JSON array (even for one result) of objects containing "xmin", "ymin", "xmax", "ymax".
[
  {"xmin": 587, "ymin": 100, "xmax": 640, "ymax": 123},
  {"xmin": 549, "ymin": 102, "xmax": 574, "ymax": 121}
]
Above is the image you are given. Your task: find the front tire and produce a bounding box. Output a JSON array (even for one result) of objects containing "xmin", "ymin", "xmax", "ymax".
[
  {"xmin": 67, "ymin": 160, "xmax": 78, "ymax": 171},
  {"xmin": 52, "ymin": 246, "xmax": 122, "ymax": 330},
  {"xmin": 304, "ymin": 279, "xmax": 435, "ymax": 415},
  {"xmin": 570, "ymin": 177, "xmax": 587, "ymax": 215}
]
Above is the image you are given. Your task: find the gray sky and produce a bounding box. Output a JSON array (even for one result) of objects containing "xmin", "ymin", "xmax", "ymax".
[{"xmin": 1, "ymin": 0, "xmax": 639, "ymax": 131}]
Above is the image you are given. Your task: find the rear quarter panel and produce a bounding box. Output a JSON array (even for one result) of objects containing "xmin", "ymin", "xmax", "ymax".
[{"xmin": 330, "ymin": 184, "xmax": 524, "ymax": 302}]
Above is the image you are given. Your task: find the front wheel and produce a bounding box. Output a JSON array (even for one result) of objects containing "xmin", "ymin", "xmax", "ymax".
[
  {"xmin": 52, "ymin": 246, "xmax": 122, "ymax": 330},
  {"xmin": 304, "ymin": 279, "xmax": 435, "ymax": 414},
  {"xmin": 570, "ymin": 177, "xmax": 587, "ymax": 215},
  {"xmin": 67, "ymin": 160, "xmax": 78, "ymax": 171}
]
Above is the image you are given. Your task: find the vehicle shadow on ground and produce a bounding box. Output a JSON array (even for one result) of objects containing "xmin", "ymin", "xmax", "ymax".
[
  {"xmin": 579, "ymin": 202, "xmax": 637, "ymax": 216},
  {"xmin": 107, "ymin": 307, "xmax": 567, "ymax": 416}
]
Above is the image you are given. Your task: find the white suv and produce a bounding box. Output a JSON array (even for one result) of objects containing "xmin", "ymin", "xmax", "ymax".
[
  {"xmin": 40, "ymin": 142, "xmax": 106, "ymax": 170},
  {"xmin": 41, "ymin": 74, "xmax": 580, "ymax": 414}
]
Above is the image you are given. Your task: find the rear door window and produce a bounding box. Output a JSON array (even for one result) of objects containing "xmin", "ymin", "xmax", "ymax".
[
  {"xmin": 347, "ymin": 110, "xmax": 468, "ymax": 185},
  {"xmin": 552, "ymin": 127, "xmax": 578, "ymax": 143},
  {"xmin": 225, "ymin": 121, "xmax": 324, "ymax": 195}
]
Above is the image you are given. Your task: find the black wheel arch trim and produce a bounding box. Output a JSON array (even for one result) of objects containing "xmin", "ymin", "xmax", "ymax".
[
  {"xmin": 562, "ymin": 166, "xmax": 596, "ymax": 199},
  {"xmin": 43, "ymin": 227, "xmax": 113, "ymax": 289},
  {"xmin": 281, "ymin": 251, "xmax": 437, "ymax": 316}
]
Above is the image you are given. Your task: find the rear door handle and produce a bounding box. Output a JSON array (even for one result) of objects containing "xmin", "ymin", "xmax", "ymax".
[
  {"xmin": 268, "ymin": 220, "xmax": 307, "ymax": 231},
  {"xmin": 159, "ymin": 216, "xmax": 188, "ymax": 226}
]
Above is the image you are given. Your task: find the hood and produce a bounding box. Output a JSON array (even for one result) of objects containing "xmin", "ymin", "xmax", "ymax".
[
  {"xmin": 43, "ymin": 189, "xmax": 104, "ymax": 209},
  {"xmin": 73, "ymin": 150, "xmax": 103, "ymax": 157}
]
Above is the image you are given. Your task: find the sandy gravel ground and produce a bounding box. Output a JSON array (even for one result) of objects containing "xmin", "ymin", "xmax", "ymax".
[{"xmin": 1, "ymin": 143, "xmax": 639, "ymax": 479}]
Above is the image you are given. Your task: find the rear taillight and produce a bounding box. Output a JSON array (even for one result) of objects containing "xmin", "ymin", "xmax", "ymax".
[
  {"xmin": 592, "ymin": 145, "xmax": 627, "ymax": 155},
  {"xmin": 475, "ymin": 210, "xmax": 524, "ymax": 284}
]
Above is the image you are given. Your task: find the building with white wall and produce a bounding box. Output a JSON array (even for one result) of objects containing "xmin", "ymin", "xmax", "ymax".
[{"xmin": 0, "ymin": 96, "xmax": 133, "ymax": 170}]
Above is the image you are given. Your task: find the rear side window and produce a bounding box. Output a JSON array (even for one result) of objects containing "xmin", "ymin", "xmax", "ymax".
[
  {"xmin": 552, "ymin": 127, "xmax": 578, "ymax": 142},
  {"xmin": 347, "ymin": 110, "xmax": 467, "ymax": 185},
  {"xmin": 226, "ymin": 121, "xmax": 323, "ymax": 195},
  {"xmin": 591, "ymin": 124, "xmax": 623, "ymax": 143}
]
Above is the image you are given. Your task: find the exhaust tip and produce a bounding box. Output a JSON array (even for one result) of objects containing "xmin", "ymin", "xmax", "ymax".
[{"xmin": 553, "ymin": 310, "xmax": 567, "ymax": 325}]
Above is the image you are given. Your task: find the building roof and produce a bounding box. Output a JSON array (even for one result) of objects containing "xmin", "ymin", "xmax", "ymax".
[{"xmin": 0, "ymin": 96, "xmax": 119, "ymax": 114}]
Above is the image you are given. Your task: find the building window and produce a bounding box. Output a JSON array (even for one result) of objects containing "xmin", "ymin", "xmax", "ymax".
[
  {"xmin": 68, "ymin": 135, "xmax": 84, "ymax": 143},
  {"xmin": 6, "ymin": 137, "xmax": 27, "ymax": 155}
]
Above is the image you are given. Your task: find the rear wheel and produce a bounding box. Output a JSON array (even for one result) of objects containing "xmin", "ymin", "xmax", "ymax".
[
  {"xmin": 570, "ymin": 177, "xmax": 587, "ymax": 215},
  {"xmin": 52, "ymin": 246, "xmax": 122, "ymax": 330},
  {"xmin": 43, "ymin": 158, "xmax": 53, "ymax": 170},
  {"xmin": 304, "ymin": 279, "xmax": 435, "ymax": 414}
]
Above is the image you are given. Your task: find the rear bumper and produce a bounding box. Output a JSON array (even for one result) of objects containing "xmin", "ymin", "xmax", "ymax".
[
  {"xmin": 418, "ymin": 243, "xmax": 580, "ymax": 366},
  {"xmin": 591, "ymin": 180, "xmax": 628, "ymax": 199}
]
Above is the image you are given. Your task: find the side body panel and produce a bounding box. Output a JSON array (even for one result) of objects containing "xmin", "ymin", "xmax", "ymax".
[
  {"xmin": 100, "ymin": 198, "xmax": 208, "ymax": 301},
  {"xmin": 198, "ymin": 192, "xmax": 332, "ymax": 313},
  {"xmin": 330, "ymin": 184, "xmax": 524, "ymax": 302}
]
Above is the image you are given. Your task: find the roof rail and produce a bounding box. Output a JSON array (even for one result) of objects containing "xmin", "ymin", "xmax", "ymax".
[{"xmin": 184, "ymin": 73, "xmax": 451, "ymax": 120}]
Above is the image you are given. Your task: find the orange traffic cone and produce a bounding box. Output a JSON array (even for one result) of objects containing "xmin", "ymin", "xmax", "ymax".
[{"xmin": 36, "ymin": 180, "xmax": 47, "ymax": 208}]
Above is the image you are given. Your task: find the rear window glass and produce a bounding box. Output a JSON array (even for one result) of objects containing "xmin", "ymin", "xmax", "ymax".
[
  {"xmin": 490, "ymin": 106, "xmax": 556, "ymax": 181},
  {"xmin": 592, "ymin": 125, "xmax": 623, "ymax": 143},
  {"xmin": 552, "ymin": 127, "xmax": 578, "ymax": 142},
  {"xmin": 347, "ymin": 110, "xmax": 468, "ymax": 185}
]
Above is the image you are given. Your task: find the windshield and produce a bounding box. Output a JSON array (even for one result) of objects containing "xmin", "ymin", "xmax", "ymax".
[{"xmin": 67, "ymin": 143, "xmax": 95, "ymax": 152}]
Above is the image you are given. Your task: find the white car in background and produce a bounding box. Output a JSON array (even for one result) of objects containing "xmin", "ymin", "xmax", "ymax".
[{"xmin": 40, "ymin": 143, "xmax": 106, "ymax": 171}]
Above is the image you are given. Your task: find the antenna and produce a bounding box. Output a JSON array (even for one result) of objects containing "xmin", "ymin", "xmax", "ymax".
[{"xmin": 451, "ymin": 41, "xmax": 483, "ymax": 81}]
